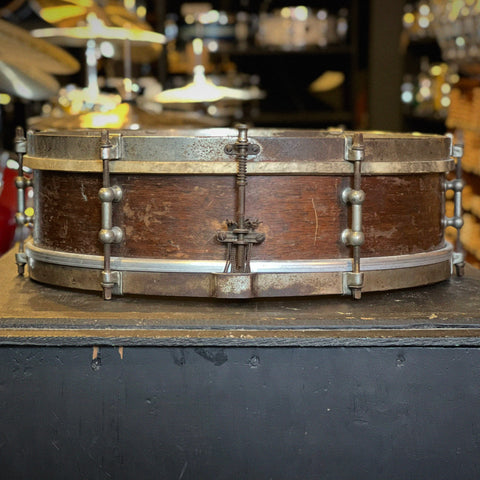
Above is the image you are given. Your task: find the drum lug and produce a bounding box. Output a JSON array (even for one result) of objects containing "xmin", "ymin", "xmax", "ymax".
[
  {"xmin": 217, "ymin": 124, "xmax": 264, "ymax": 274},
  {"xmin": 444, "ymin": 140, "xmax": 465, "ymax": 276},
  {"xmin": 342, "ymin": 133, "xmax": 365, "ymax": 299},
  {"xmin": 99, "ymin": 129, "xmax": 124, "ymax": 300}
]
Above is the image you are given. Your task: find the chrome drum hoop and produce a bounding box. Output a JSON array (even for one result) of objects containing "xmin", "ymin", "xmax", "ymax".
[{"xmin": 25, "ymin": 241, "xmax": 454, "ymax": 299}]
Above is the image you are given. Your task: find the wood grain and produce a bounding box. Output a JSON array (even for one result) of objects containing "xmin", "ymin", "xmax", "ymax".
[{"xmin": 35, "ymin": 171, "xmax": 445, "ymax": 260}]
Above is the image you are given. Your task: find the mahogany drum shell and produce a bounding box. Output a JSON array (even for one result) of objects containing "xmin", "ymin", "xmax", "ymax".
[{"xmin": 34, "ymin": 171, "xmax": 446, "ymax": 261}]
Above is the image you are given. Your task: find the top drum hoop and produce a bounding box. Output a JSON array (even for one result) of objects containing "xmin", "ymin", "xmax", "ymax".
[{"xmin": 22, "ymin": 127, "xmax": 457, "ymax": 299}]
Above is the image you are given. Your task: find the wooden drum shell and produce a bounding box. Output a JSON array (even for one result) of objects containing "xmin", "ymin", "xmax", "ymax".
[{"xmin": 34, "ymin": 171, "xmax": 445, "ymax": 260}]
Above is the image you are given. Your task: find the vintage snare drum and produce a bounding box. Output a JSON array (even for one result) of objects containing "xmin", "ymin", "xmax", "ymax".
[{"xmin": 21, "ymin": 126, "xmax": 461, "ymax": 299}]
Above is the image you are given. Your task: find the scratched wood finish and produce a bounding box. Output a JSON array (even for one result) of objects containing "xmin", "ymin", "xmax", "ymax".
[{"xmin": 34, "ymin": 171, "xmax": 445, "ymax": 260}]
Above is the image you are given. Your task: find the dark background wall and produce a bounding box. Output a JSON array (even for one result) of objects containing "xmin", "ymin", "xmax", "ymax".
[{"xmin": 1, "ymin": 346, "xmax": 480, "ymax": 479}]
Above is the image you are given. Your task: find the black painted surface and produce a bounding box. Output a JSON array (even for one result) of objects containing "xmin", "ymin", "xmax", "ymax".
[
  {"xmin": 2, "ymin": 247, "xmax": 480, "ymax": 347},
  {"xmin": 1, "ymin": 346, "xmax": 480, "ymax": 479}
]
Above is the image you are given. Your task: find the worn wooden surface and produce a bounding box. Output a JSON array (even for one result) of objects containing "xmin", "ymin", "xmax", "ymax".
[
  {"xmin": 35, "ymin": 171, "xmax": 443, "ymax": 260},
  {"xmin": 0, "ymin": 248, "xmax": 480, "ymax": 346}
]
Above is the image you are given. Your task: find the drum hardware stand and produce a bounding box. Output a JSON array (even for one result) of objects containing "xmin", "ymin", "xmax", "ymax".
[
  {"xmin": 342, "ymin": 133, "xmax": 366, "ymax": 299},
  {"xmin": 444, "ymin": 141, "xmax": 465, "ymax": 277},
  {"xmin": 98, "ymin": 129, "xmax": 124, "ymax": 300},
  {"xmin": 217, "ymin": 124, "xmax": 265, "ymax": 273},
  {"xmin": 13, "ymin": 126, "xmax": 33, "ymax": 276}
]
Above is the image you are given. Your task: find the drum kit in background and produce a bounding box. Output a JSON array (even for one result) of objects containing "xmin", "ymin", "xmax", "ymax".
[
  {"xmin": 0, "ymin": 0, "xmax": 264, "ymax": 254},
  {"xmin": 0, "ymin": 1, "xmax": 468, "ymax": 301}
]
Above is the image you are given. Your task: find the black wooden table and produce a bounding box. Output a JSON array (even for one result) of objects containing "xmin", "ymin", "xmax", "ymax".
[
  {"xmin": 1, "ymin": 248, "xmax": 480, "ymax": 346},
  {"xmin": 1, "ymin": 249, "xmax": 480, "ymax": 479}
]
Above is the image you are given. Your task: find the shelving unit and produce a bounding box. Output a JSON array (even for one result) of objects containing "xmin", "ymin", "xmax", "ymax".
[
  {"xmin": 147, "ymin": 0, "xmax": 368, "ymax": 129},
  {"xmin": 400, "ymin": 35, "xmax": 447, "ymax": 133}
]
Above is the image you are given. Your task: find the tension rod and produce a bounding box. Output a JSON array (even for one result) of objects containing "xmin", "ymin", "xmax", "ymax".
[
  {"xmin": 98, "ymin": 129, "xmax": 123, "ymax": 300},
  {"xmin": 342, "ymin": 132, "xmax": 366, "ymax": 299}
]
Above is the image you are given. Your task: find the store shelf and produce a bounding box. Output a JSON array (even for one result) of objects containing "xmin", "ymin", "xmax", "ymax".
[
  {"xmin": 155, "ymin": 0, "xmax": 366, "ymax": 129},
  {"xmin": 222, "ymin": 44, "xmax": 354, "ymax": 57}
]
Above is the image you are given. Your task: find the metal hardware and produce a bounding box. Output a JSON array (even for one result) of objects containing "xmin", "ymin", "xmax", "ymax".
[
  {"xmin": 26, "ymin": 243, "xmax": 453, "ymax": 299},
  {"xmin": 217, "ymin": 124, "xmax": 264, "ymax": 273},
  {"xmin": 14, "ymin": 126, "xmax": 33, "ymax": 276},
  {"xmin": 342, "ymin": 133, "xmax": 365, "ymax": 299},
  {"xmin": 98, "ymin": 129, "xmax": 124, "ymax": 300},
  {"xmin": 444, "ymin": 141, "xmax": 464, "ymax": 276},
  {"xmin": 25, "ymin": 241, "xmax": 454, "ymax": 274}
]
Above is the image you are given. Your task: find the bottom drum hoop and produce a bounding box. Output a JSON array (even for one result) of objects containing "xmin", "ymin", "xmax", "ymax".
[{"xmin": 25, "ymin": 241, "xmax": 453, "ymax": 298}]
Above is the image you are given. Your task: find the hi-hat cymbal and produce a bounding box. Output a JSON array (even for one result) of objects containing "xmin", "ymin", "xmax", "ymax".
[
  {"xmin": 0, "ymin": 59, "xmax": 59, "ymax": 100},
  {"xmin": 0, "ymin": 18, "xmax": 80, "ymax": 74}
]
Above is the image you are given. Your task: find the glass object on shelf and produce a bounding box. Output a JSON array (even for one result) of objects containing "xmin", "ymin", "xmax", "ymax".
[
  {"xmin": 256, "ymin": 6, "xmax": 347, "ymax": 50},
  {"xmin": 402, "ymin": 1, "xmax": 435, "ymax": 39},
  {"xmin": 401, "ymin": 57, "xmax": 459, "ymax": 118},
  {"xmin": 430, "ymin": 0, "xmax": 480, "ymax": 68}
]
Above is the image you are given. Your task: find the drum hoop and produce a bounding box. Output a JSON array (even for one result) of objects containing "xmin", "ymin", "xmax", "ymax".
[
  {"xmin": 24, "ymin": 157, "xmax": 455, "ymax": 175},
  {"xmin": 25, "ymin": 241, "xmax": 453, "ymax": 273}
]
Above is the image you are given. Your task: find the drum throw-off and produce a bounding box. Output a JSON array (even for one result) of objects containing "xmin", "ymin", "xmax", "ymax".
[{"xmin": 217, "ymin": 124, "xmax": 265, "ymax": 274}]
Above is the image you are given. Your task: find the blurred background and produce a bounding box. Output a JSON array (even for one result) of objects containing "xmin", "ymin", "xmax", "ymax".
[{"xmin": 0, "ymin": 0, "xmax": 479, "ymax": 267}]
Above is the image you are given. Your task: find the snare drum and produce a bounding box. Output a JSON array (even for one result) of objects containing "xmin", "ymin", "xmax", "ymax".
[{"xmin": 23, "ymin": 127, "xmax": 456, "ymax": 298}]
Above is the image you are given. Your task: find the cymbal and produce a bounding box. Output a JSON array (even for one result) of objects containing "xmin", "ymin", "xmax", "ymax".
[
  {"xmin": 30, "ymin": 0, "xmax": 150, "ymax": 30},
  {"xmin": 32, "ymin": 23, "xmax": 166, "ymax": 46},
  {"xmin": 31, "ymin": 20, "xmax": 165, "ymax": 63},
  {"xmin": 0, "ymin": 18, "xmax": 80, "ymax": 75},
  {"xmin": 29, "ymin": 0, "xmax": 104, "ymax": 27},
  {"xmin": 28, "ymin": 102, "xmax": 226, "ymax": 130},
  {"xmin": 104, "ymin": 3, "xmax": 153, "ymax": 30},
  {"xmin": 0, "ymin": 59, "xmax": 59, "ymax": 100},
  {"xmin": 155, "ymin": 66, "xmax": 265, "ymax": 104}
]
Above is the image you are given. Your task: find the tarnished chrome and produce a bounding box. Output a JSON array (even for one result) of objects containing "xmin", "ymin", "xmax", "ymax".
[
  {"xmin": 25, "ymin": 242, "xmax": 453, "ymax": 299},
  {"xmin": 98, "ymin": 186, "xmax": 123, "ymax": 244},
  {"xmin": 14, "ymin": 126, "xmax": 33, "ymax": 276},
  {"xmin": 101, "ymin": 270, "xmax": 123, "ymax": 296},
  {"xmin": 444, "ymin": 141, "xmax": 465, "ymax": 276},
  {"xmin": 22, "ymin": 158, "xmax": 455, "ymax": 175},
  {"xmin": 100, "ymin": 131, "xmax": 123, "ymax": 161},
  {"xmin": 217, "ymin": 124, "xmax": 265, "ymax": 273},
  {"xmin": 99, "ymin": 129, "xmax": 123, "ymax": 300},
  {"xmin": 23, "ymin": 129, "xmax": 454, "ymax": 175},
  {"xmin": 342, "ymin": 133, "xmax": 365, "ymax": 299},
  {"xmin": 25, "ymin": 241, "xmax": 454, "ymax": 273}
]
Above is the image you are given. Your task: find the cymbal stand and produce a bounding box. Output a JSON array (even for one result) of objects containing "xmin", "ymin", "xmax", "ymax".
[{"xmin": 85, "ymin": 38, "xmax": 100, "ymax": 103}]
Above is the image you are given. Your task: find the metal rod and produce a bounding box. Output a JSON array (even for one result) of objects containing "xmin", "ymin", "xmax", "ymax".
[
  {"xmin": 14, "ymin": 126, "xmax": 27, "ymax": 275},
  {"xmin": 235, "ymin": 124, "xmax": 248, "ymax": 272},
  {"xmin": 101, "ymin": 130, "xmax": 112, "ymax": 300}
]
